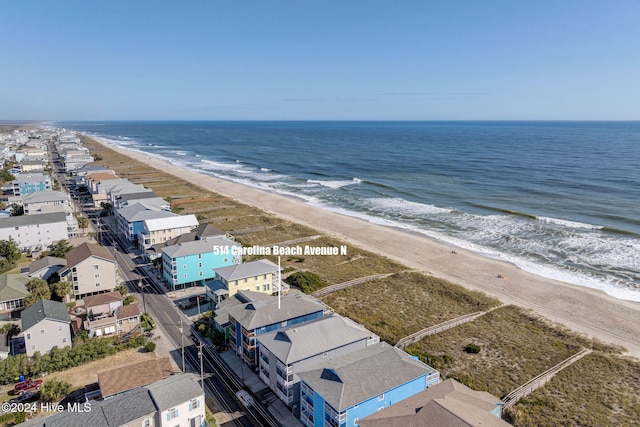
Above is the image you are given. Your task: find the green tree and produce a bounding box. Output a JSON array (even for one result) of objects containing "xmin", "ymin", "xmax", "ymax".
[
  {"xmin": 50, "ymin": 281, "xmax": 71, "ymax": 301},
  {"xmin": 47, "ymin": 240, "xmax": 73, "ymax": 258},
  {"xmin": 24, "ymin": 278, "xmax": 51, "ymax": 307},
  {"xmin": 0, "ymin": 170, "xmax": 15, "ymax": 182},
  {"xmin": 115, "ymin": 284, "xmax": 129, "ymax": 297},
  {"xmin": 0, "ymin": 239, "xmax": 21, "ymax": 263},
  {"xmin": 100, "ymin": 202, "xmax": 113, "ymax": 216},
  {"xmin": 144, "ymin": 341, "xmax": 156, "ymax": 352},
  {"xmin": 0, "ymin": 201, "xmax": 6, "ymax": 210},
  {"xmin": 9, "ymin": 203, "xmax": 24, "ymax": 216},
  {"xmin": 40, "ymin": 378, "xmax": 72, "ymax": 402},
  {"xmin": 52, "ymin": 179, "xmax": 61, "ymax": 191},
  {"xmin": 76, "ymin": 216, "xmax": 89, "ymax": 233},
  {"xmin": 0, "ymin": 323, "xmax": 20, "ymax": 347}
]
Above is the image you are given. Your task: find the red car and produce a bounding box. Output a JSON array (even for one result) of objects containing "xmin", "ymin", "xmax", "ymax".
[{"xmin": 13, "ymin": 379, "xmax": 42, "ymax": 395}]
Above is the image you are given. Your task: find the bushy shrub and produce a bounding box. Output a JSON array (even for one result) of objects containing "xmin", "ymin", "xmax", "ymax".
[
  {"xmin": 284, "ymin": 271, "xmax": 327, "ymax": 294},
  {"xmin": 464, "ymin": 343, "xmax": 481, "ymax": 354},
  {"xmin": 144, "ymin": 341, "xmax": 156, "ymax": 353}
]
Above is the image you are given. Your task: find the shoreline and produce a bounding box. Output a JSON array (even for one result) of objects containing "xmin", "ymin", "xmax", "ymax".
[{"xmin": 89, "ymin": 135, "xmax": 640, "ymax": 358}]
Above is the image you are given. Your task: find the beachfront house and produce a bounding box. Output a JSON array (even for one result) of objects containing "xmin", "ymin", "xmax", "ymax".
[
  {"xmin": 297, "ymin": 342, "xmax": 440, "ymax": 427},
  {"xmin": 0, "ymin": 212, "xmax": 69, "ymax": 252},
  {"xmin": 358, "ymin": 378, "xmax": 510, "ymax": 427},
  {"xmin": 257, "ymin": 314, "xmax": 380, "ymax": 414},
  {"xmin": 59, "ymin": 242, "xmax": 119, "ymax": 300},
  {"xmin": 0, "ymin": 274, "xmax": 30, "ymax": 321},
  {"xmin": 215, "ymin": 290, "xmax": 327, "ymax": 369},
  {"xmin": 161, "ymin": 236, "xmax": 241, "ymax": 290},
  {"xmin": 21, "ymin": 299, "xmax": 72, "ymax": 357},
  {"xmin": 138, "ymin": 214, "xmax": 199, "ymax": 249},
  {"xmin": 116, "ymin": 202, "xmax": 176, "ymax": 242},
  {"xmin": 211, "ymin": 259, "xmax": 280, "ymax": 297},
  {"xmin": 12, "ymin": 172, "xmax": 51, "ymax": 196}
]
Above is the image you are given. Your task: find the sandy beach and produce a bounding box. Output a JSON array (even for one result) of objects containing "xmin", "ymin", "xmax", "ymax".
[{"xmin": 92, "ymin": 137, "xmax": 640, "ymax": 358}]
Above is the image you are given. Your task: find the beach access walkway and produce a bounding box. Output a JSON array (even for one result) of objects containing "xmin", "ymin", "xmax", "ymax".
[
  {"xmin": 311, "ymin": 272, "xmax": 398, "ymax": 297},
  {"xmin": 502, "ymin": 348, "xmax": 592, "ymax": 408},
  {"xmin": 394, "ymin": 307, "xmax": 502, "ymax": 349}
]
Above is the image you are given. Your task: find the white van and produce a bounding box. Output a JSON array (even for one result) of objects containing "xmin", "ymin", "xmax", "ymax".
[{"xmin": 235, "ymin": 390, "xmax": 254, "ymax": 408}]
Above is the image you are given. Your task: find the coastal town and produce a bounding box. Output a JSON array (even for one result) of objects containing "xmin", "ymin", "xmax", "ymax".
[{"xmin": 0, "ymin": 125, "xmax": 637, "ymax": 427}]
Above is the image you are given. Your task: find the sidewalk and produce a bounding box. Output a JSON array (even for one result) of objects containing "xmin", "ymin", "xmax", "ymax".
[{"xmin": 220, "ymin": 350, "xmax": 303, "ymax": 427}]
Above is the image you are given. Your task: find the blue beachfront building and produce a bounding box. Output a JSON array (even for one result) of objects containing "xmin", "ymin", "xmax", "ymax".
[
  {"xmin": 297, "ymin": 342, "xmax": 440, "ymax": 427},
  {"xmin": 215, "ymin": 290, "xmax": 327, "ymax": 368},
  {"xmin": 161, "ymin": 236, "xmax": 241, "ymax": 290}
]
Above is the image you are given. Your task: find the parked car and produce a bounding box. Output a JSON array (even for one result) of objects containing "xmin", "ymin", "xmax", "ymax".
[
  {"xmin": 13, "ymin": 379, "xmax": 43, "ymax": 395},
  {"xmin": 9, "ymin": 390, "xmax": 39, "ymax": 404},
  {"xmin": 235, "ymin": 390, "xmax": 254, "ymax": 408}
]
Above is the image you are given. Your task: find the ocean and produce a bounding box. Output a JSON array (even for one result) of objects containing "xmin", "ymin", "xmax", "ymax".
[{"xmin": 55, "ymin": 121, "xmax": 640, "ymax": 302}]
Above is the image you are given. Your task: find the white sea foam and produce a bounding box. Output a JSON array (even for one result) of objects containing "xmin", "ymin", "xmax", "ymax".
[
  {"xmin": 175, "ymin": 151, "xmax": 188, "ymax": 156},
  {"xmin": 261, "ymin": 167, "xmax": 272, "ymax": 172},
  {"xmin": 537, "ymin": 216, "xmax": 604, "ymax": 230},
  {"xmin": 307, "ymin": 178, "xmax": 362, "ymax": 189},
  {"xmin": 365, "ymin": 197, "xmax": 452, "ymax": 216},
  {"xmin": 199, "ymin": 159, "xmax": 244, "ymax": 171}
]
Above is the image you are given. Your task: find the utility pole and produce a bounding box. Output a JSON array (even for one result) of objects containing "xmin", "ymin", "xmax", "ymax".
[
  {"xmin": 180, "ymin": 317, "xmax": 185, "ymax": 372},
  {"xmin": 198, "ymin": 341, "xmax": 204, "ymax": 393},
  {"xmin": 139, "ymin": 280, "xmax": 146, "ymax": 314}
]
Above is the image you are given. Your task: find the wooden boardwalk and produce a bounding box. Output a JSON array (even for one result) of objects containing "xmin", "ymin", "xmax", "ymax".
[
  {"xmin": 311, "ymin": 273, "xmax": 397, "ymax": 298},
  {"xmin": 502, "ymin": 348, "xmax": 593, "ymax": 408},
  {"xmin": 394, "ymin": 311, "xmax": 488, "ymax": 349}
]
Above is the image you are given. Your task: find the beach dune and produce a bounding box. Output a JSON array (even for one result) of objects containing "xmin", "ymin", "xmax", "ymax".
[{"xmin": 93, "ymin": 137, "xmax": 640, "ymax": 358}]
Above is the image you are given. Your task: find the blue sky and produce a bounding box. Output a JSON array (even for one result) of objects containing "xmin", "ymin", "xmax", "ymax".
[{"xmin": 1, "ymin": 1, "xmax": 639, "ymax": 120}]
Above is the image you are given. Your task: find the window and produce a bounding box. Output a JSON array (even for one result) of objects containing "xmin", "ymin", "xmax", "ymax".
[
  {"xmin": 93, "ymin": 264, "xmax": 99, "ymax": 269},
  {"xmin": 199, "ymin": 271, "xmax": 203, "ymax": 277},
  {"xmin": 58, "ymin": 326, "xmax": 62, "ymax": 331},
  {"xmin": 26, "ymin": 333, "xmax": 30, "ymax": 339},
  {"xmin": 184, "ymin": 273, "xmax": 187, "ymax": 278},
  {"xmin": 40, "ymin": 330, "xmax": 45, "ymax": 335},
  {"xmin": 198, "ymin": 253, "xmax": 202, "ymax": 259},
  {"xmin": 378, "ymin": 394, "xmax": 384, "ymax": 401},
  {"xmin": 31, "ymin": 345, "xmax": 35, "ymax": 350},
  {"xmin": 143, "ymin": 418, "xmax": 152, "ymax": 427},
  {"xmin": 189, "ymin": 398, "xmax": 200, "ymax": 410},
  {"xmin": 95, "ymin": 273, "xmax": 100, "ymax": 278},
  {"xmin": 167, "ymin": 408, "xmax": 178, "ymax": 420},
  {"xmin": 244, "ymin": 278, "xmax": 247, "ymax": 283},
  {"xmin": 255, "ymin": 286, "xmax": 259, "ymax": 291},
  {"xmin": 354, "ymin": 419, "xmax": 359, "ymax": 425},
  {"xmin": 263, "ymin": 284, "xmax": 270, "ymax": 291},
  {"xmin": 96, "ymin": 283, "xmax": 101, "ymax": 287},
  {"xmin": 198, "ymin": 262, "xmax": 202, "ymax": 268},
  {"xmin": 62, "ymin": 338, "xmax": 67, "ymax": 343}
]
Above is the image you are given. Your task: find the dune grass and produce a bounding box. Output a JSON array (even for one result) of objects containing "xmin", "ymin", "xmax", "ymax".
[
  {"xmin": 505, "ymin": 352, "xmax": 640, "ymax": 427},
  {"xmin": 322, "ymin": 271, "xmax": 500, "ymax": 344},
  {"xmin": 405, "ymin": 305, "xmax": 623, "ymax": 399}
]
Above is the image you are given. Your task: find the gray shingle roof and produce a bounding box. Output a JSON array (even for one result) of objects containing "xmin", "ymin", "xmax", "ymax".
[
  {"xmin": 297, "ymin": 342, "xmax": 437, "ymax": 411},
  {"xmin": 226, "ymin": 290, "xmax": 325, "ymax": 330},
  {"xmin": 161, "ymin": 236, "xmax": 239, "ymax": 258},
  {"xmin": 21, "ymin": 299, "xmax": 71, "ymax": 332},
  {"xmin": 257, "ymin": 314, "xmax": 377, "ymax": 364},
  {"xmin": 28, "ymin": 256, "xmax": 66, "ymax": 275},
  {"xmin": 117, "ymin": 202, "xmax": 175, "ymax": 222},
  {"xmin": 359, "ymin": 379, "xmax": 510, "ymax": 427},
  {"xmin": 0, "ymin": 212, "xmax": 67, "ymax": 228},
  {"xmin": 213, "ymin": 290, "xmax": 272, "ymax": 327},
  {"xmin": 214, "ymin": 259, "xmax": 278, "ymax": 281},
  {"xmin": 0, "ymin": 274, "xmax": 30, "ymax": 302},
  {"xmin": 100, "ymin": 387, "xmax": 156, "ymax": 426},
  {"xmin": 145, "ymin": 373, "xmax": 203, "ymax": 411}
]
